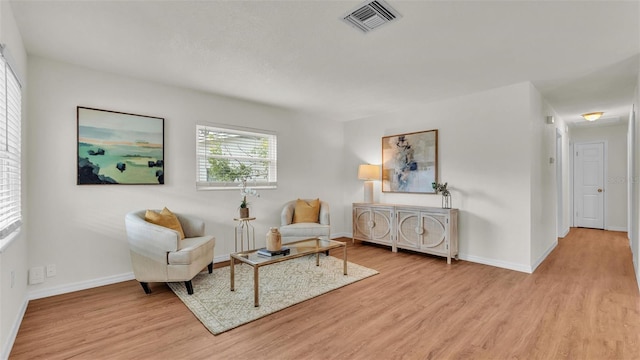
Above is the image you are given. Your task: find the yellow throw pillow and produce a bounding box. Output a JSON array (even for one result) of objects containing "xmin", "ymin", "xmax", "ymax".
[
  {"xmin": 145, "ymin": 207, "xmax": 186, "ymax": 240},
  {"xmin": 293, "ymin": 199, "xmax": 320, "ymax": 224}
]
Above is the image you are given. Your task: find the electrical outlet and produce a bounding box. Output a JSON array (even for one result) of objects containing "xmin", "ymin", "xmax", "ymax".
[
  {"xmin": 46, "ymin": 264, "xmax": 56, "ymax": 277},
  {"xmin": 10, "ymin": 270, "xmax": 15, "ymax": 288},
  {"xmin": 29, "ymin": 266, "xmax": 45, "ymax": 284}
]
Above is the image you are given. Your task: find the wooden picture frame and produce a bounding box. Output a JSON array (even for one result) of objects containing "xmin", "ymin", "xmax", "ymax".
[
  {"xmin": 77, "ymin": 106, "xmax": 164, "ymax": 185},
  {"xmin": 382, "ymin": 129, "xmax": 438, "ymax": 193}
]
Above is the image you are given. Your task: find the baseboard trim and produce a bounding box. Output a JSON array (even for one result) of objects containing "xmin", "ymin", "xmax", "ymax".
[
  {"xmin": 349, "ymin": 232, "xmax": 531, "ymax": 273},
  {"xmin": 458, "ymin": 253, "xmax": 532, "ymax": 274},
  {"xmin": 331, "ymin": 232, "xmax": 350, "ymax": 239},
  {"xmin": 559, "ymin": 227, "xmax": 570, "ymax": 238},
  {"xmin": 531, "ymin": 240, "xmax": 558, "ymax": 272},
  {"xmin": 215, "ymin": 254, "xmax": 231, "ymax": 262},
  {"xmin": 606, "ymin": 226, "xmax": 628, "ymax": 232},
  {"xmin": 635, "ymin": 257, "xmax": 640, "ymax": 292},
  {"xmin": 1, "ymin": 297, "xmax": 28, "ymax": 360},
  {"xmin": 27, "ymin": 272, "xmax": 135, "ymax": 301}
]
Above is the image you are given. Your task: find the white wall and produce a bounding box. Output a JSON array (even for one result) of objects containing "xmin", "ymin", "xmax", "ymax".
[
  {"xmin": 544, "ymin": 108, "xmax": 572, "ymax": 240},
  {"xmin": 571, "ymin": 123, "xmax": 628, "ymax": 232},
  {"xmin": 0, "ymin": 1, "xmax": 28, "ymax": 358},
  {"xmin": 25, "ymin": 56, "xmax": 346, "ymax": 298},
  {"xmin": 529, "ymin": 85, "xmax": 564, "ymax": 270},
  {"xmin": 343, "ymin": 82, "xmax": 547, "ymax": 273}
]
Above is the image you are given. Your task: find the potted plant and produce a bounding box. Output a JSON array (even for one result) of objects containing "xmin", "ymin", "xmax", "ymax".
[
  {"xmin": 432, "ymin": 182, "xmax": 451, "ymax": 209},
  {"xmin": 238, "ymin": 178, "xmax": 259, "ymax": 218},
  {"xmin": 239, "ymin": 195, "xmax": 250, "ymax": 218}
]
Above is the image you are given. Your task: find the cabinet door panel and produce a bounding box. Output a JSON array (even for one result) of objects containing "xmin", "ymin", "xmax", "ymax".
[
  {"xmin": 396, "ymin": 210, "xmax": 419, "ymax": 249},
  {"xmin": 420, "ymin": 214, "xmax": 446, "ymax": 251},
  {"xmin": 372, "ymin": 210, "xmax": 393, "ymax": 242},
  {"xmin": 354, "ymin": 208, "xmax": 373, "ymax": 239}
]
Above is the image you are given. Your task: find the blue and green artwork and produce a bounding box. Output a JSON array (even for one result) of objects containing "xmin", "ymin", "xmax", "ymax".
[{"xmin": 77, "ymin": 107, "xmax": 164, "ymax": 185}]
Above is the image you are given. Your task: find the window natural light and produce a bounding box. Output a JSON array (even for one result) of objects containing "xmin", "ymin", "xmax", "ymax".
[
  {"xmin": 0, "ymin": 52, "xmax": 22, "ymax": 241},
  {"xmin": 196, "ymin": 124, "xmax": 277, "ymax": 190}
]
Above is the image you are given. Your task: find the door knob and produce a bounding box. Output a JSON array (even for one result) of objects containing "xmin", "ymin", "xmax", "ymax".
[{"xmin": 597, "ymin": 188, "xmax": 603, "ymax": 193}]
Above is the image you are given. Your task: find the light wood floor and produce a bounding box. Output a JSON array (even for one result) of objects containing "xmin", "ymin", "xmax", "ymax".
[{"xmin": 10, "ymin": 228, "xmax": 640, "ymax": 359}]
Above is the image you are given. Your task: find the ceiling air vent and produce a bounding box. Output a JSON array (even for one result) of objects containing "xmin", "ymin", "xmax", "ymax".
[{"xmin": 342, "ymin": 0, "xmax": 402, "ymax": 33}]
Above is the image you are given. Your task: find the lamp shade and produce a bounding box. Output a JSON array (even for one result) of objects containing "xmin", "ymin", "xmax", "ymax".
[
  {"xmin": 358, "ymin": 164, "xmax": 380, "ymax": 181},
  {"xmin": 582, "ymin": 112, "xmax": 604, "ymax": 121}
]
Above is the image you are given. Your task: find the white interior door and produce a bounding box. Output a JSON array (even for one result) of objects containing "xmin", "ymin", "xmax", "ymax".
[{"xmin": 574, "ymin": 142, "xmax": 604, "ymax": 229}]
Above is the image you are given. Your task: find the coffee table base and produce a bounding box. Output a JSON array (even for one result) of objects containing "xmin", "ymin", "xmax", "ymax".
[{"xmin": 230, "ymin": 239, "xmax": 347, "ymax": 307}]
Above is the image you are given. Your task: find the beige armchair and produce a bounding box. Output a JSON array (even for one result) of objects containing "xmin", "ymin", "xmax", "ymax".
[
  {"xmin": 125, "ymin": 210, "xmax": 215, "ymax": 295},
  {"xmin": 280, "ymin": 199, "xmax": 330, "ymax": 243}
]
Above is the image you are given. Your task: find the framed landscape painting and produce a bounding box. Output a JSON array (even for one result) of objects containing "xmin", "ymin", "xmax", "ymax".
[
  {"xmin": 77, "ymin": 107, "xmax": 164, "ymax": 185},
  {"xmin": 382, "ymin": 129, "xmax": 438, "ymax": 194}
]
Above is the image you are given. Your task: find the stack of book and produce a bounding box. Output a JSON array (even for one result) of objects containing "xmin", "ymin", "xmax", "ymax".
[{"xmin": 257, "ymin": 247, "xmax": 290, "ymax": 257}]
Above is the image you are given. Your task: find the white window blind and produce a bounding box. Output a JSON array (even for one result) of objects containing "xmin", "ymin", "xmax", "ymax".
[
  {"xmin": 196, "ymin": 124, "xmax": 277, "ymax": 190},
  {"xmin": 0, "ymin": 53, "xmax": 22, "ymax": 239}
]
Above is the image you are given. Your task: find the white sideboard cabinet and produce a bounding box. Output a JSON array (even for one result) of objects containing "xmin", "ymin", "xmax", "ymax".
[{"xmin": 352, "ymin": 203, "xmax": 458, "ymax": 264}]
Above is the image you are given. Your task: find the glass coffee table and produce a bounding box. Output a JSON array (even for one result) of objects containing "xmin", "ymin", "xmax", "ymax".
[{"xmin": 230, "ymin": 238, "xmax": 347, "ymax": 307}]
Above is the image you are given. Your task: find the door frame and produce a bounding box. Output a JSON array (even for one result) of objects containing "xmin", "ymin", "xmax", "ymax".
[
  {"xmin": 628, "ymin": 107, "xmax": 636, "ymax": 249},
  {"xmin": 556, "ymin": 128, "xmax": 563, "ymax": 237},
  {"xmin": 572, "ymin": 140, "xmax": 608, "ymax": 229}
]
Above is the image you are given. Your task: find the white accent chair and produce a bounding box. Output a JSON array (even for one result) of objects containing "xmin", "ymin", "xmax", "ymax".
[
  {"xmin": 280, "ymin": 200, "xmax": 330, "ymax": 243},
  {"xmin": 125, "ymin": 210, "xmax": 215, "ymax": 295}
]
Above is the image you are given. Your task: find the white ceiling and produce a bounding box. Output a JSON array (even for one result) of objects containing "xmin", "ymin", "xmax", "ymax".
[{"xmin": 9, "ymin": 0, "xmax": 640, "ymax": 124}]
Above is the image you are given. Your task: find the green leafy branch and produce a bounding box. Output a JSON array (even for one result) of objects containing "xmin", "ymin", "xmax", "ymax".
[{"xmin": 432, "ymin": 182, "xmax": 450, "ymax": 196}]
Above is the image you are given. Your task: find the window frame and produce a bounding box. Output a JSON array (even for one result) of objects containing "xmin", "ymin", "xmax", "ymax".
[
  {"xmin": 0, "ymin": 49, "xmax": 22, "ymax": 242},
  {"xmin": 196, "ymin": 123, "xmax": 277, "ymax": 191}
]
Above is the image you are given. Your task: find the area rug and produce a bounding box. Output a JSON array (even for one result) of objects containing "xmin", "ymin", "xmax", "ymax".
[{"xmin": 168, "ymin": 255, "xmax": 378, "ymax": 335}]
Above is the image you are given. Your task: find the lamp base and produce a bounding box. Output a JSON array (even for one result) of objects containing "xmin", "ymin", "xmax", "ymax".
[{"xmin": 363, "ymin": 181, "xmax": 374, "ymax": 203}]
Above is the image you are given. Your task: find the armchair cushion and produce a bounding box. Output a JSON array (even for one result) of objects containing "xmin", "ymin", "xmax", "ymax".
[
  {"xmin": 145, "ymin": 207, "xmax": 185, "ymax": 240},
  {"xmin": 169, "ymin": 235, "xmax": 216, "ymax": 265},
  {"xmin": 280, "ymin": 199, "xmax": 330, "ymax": 242},
  {"xmin": 293, "ymin": 198, "xmax": 320, "ymax": 223},
  {"xmin": 280, "ymin": 223, "xmax": 330, "ymax": 240}
]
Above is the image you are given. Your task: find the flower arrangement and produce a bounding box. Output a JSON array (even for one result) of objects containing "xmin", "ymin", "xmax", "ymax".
[
  {"xmin": 239, "ymin": 178, "xmax": 260, "ymax": 209},
  {"xmin": 432, "ymin": 182, "xmax": 449, "ymax": 196},
  {"xmin": 432, "ymin": 182, "xmax": 451, "ymax": 209}
]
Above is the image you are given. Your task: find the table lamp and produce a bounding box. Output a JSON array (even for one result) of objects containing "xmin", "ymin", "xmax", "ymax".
[{"xmin": 358, "ymin": 164, "xmax": 380, "ymax": 203}]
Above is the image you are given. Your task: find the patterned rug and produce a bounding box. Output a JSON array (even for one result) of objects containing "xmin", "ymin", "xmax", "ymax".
[{"xmin": 168, "ymin": 255, "xmax": 378, "ymax": 335}]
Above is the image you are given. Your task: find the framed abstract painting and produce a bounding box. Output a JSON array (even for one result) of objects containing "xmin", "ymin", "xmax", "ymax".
[
  {"xmin": 77, "ymin": 107, "xmax": 164, "ymax": 185},
  {"xmin": 382, "ymin": 129, "xmax": 438, "ymax": 193}
]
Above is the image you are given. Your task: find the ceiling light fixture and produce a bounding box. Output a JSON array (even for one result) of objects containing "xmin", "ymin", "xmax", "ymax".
[{"xmin": 581, "ymin": 112, "xmax": 604, "ymax": 121}]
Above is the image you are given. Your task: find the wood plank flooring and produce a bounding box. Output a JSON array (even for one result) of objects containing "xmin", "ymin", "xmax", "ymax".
[{"xmin": 10, "ymin": 228, "xmax": 640, "ymax": 359}]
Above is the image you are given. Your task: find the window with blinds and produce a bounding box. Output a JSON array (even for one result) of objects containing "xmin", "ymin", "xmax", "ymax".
[
  {"xmin": 0, "ymin": 53, "xmax": 22, "ymax": 240},
  {"xmin": 196, "ymin": 124, "xmax": 277, "ymax": 190}
]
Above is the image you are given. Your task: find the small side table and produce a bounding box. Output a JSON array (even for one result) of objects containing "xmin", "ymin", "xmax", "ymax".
[{"xmin": 234, "ymin": 217, "xmax": 256, "ymax": 252}]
